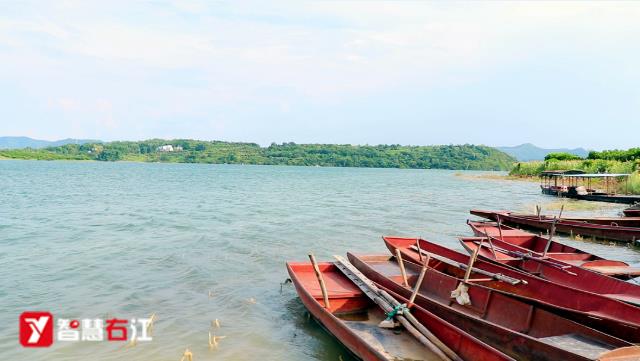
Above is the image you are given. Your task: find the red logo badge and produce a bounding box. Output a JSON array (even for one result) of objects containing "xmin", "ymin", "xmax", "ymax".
[{"xmin": 19, "ymin": 312, "xmax": 53, "ymax": 347}]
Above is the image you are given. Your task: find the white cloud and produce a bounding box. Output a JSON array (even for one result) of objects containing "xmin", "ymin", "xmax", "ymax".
[{"xmin": 1, "ymin": 1, "xmax": 640, "ymax": 144}]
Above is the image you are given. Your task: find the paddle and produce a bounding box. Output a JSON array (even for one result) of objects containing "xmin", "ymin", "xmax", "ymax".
[
  {"xmin": 309, "ymin": 254, "xmax": 330, "ymax": 308},
  {"xmin": 451, "ymin": 238, "xmax": 484, "ymax": 305},
  {"xmin": 469, "ymin": 239, "xmax": 578, "ymax": 276},
  {"xmin": 409, "ymin": 245, "xmax": 525, "ymax": 285},
  {"xmin": 542, "ymin": 218, "xmax": 558, "ymax": 258}
]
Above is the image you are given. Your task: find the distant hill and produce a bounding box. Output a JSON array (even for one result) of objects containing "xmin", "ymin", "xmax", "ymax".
[
  {"xmin": 497, "ymin": 143, "xmax": 589, "ymax": 161},
  {"xmin": 0, "ymin": 136, "xmax": 100, "ymax": 149}
]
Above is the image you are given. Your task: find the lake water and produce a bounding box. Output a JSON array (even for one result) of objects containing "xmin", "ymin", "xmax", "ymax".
[{"xmin": 1, "ymin": 160, "xmax": 638, "ymax": 361}]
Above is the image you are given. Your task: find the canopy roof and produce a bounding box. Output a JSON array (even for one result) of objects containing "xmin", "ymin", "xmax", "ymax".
[
  {"xmin": 540, "ymin": 169, "xmax": 585, "ymax": 176},
  {"xmin": 540, "ymin": 170, "xmax": 629, "ymax": 178},
  {"xmin": 562, "ymin": 173, "xmax": 630, "ymax": 178}
]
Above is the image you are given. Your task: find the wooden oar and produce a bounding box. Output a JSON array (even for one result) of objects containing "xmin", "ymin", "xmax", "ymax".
[
  {"xmin": 483, "ymin": 229, "xmax": 499, "ymax": 260},
  {"xmin": 470, "ymin": 239, "xmax": 577, "ymax": 276},
  {"xmin": 309, "ymin": 254, "xmax": 330, "ymax": 308},
  {"xmin": 396, "ymin": 249, "xmax": 409, "ymax": 287},
  {"xmin": 542, "ymin": 218, "xmax": 558, "ymax": 258},
  {"xmin": 452, "ymin": 238, "xmax": 484, "ymax": 305},
  {"xmin": 408, "ymin": 245, "xmax": 525, "ymax": 285},
  {"xmin": 407, "ymin": 262, "xmax": 429, "ymax": 308},
  {"xmin": 496, "ymin": 215, "xmax": 504, "ymax": 241},
  {"xmin": 462, "ymin": 237, "xmax": 482, "ymax": 283},
  {"xmin": 333, "ymin": 255, "xmax": 460, "ymax": 361}
]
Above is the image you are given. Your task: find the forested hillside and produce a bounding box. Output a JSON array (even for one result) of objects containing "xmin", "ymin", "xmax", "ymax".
[{"xmin": 0, "ymin": 140, "xmax": 516, "ymax": 171}]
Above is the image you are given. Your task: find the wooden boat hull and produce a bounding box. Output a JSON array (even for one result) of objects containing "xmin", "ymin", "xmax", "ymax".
[
  {"xmin": 470, "ymin": 209, "xmax": 640, "ymax": 243},
  {"xmin": 458, "ymin": 234, "xmax": 640, "ymax": 306},
  {"xmin": 467, "ymin": 220, "xmax": 640, "ymax": 278},
  {"xmin": 286, "ymin": 261, "xmax": 512, "ymax": 361},
  {"xmin": 383, "ymin": 236, "xmax": 640, "ymax": 343},
  {"xmin": 347, "ymin": 252, "xmax": 640, "ymax": 361},
  {"xmin": 624, "ymin": 205, "xmax": 640, "ymax": 217},
  {"xmin": 541, "ymin": 186, "xmax": 640, "ymax": 204},
  {"xmin": 562, "ymin": 217, "xmax": 640, "ymax": 228}
]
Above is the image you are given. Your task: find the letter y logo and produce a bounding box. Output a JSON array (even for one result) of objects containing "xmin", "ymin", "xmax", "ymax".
[{"xmin": 20, "ymin": 312, "xmax": 53, "ymax": 347}]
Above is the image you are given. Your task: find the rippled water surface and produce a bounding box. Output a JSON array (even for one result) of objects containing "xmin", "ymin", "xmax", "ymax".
[{"xmin": 1, "ymin": 161, "xmax": 638, "ymax": 360}]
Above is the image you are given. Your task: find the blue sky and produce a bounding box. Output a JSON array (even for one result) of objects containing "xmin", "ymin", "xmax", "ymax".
[{"xmin": 1, "ymin": 1, "xmax": 639, "ymax": 149}]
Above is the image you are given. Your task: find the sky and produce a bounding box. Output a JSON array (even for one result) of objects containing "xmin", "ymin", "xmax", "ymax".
[{"xmin": 1, "ymin": 1, "xmax": 639, "ymax": 150}]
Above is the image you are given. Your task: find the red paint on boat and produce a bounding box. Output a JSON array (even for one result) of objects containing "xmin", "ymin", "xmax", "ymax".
[
  {"xmin": 470, "ymin": 209, "xmax": 640, "ymax": 243},
  {"xmin": 467, "ymin": 220, "xmax": 640, "ymax": 278},
  {"xmin": 348, "ymin": 251, "xmax": 640, "ymax": 361},
  {"xmin": 383, "ymin": 236, "xmax": 640, "ymax": 343},
  {"xmin": 286, "ymin": 261, "xmax": 513, "ymax": 361}
]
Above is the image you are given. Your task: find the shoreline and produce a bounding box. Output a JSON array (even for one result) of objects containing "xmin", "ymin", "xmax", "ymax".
[
  {"xmin": 454, "ymin": 172, "xmax": 539, "ymax": 183},
  {"xmin": 0, "ymin": 157, "xmax": 512, "ymax": 172}
]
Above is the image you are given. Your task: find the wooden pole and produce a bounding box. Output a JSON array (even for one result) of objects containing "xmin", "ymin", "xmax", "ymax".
[
  {"xmin": 333, "ymin": 256, "xmax": 458, "ymax": 361},
  {"xmin": 408, "ymin": 261, "xmax": 428, "ymax": 308},
  {"xmin": 308, "ymin": 254, "xmax": 330, "ymax": 309},
  {"xmin": 542, "ymin": 219, "xmax": 557, "ymax": 258},
  {"xmin": 415, "ymin": 237, "xmax": 423, "ymax": 262},
  {"xmin": 463, "ymin": 238, "xmax": 483, "ymax": 283},
  {"xmin": 627, "ymin": 176, "xmax": 629, "ymax": 195},
  {"xmin": 483, "ymin": 230, "xmax": 498, "ymax": 259},
  {"xmin": 378, "ymin": 289, "xmax": 459, "ymax": 361},
  {"xmin": 496, "ymin": 215, "xmax": 504, "ymax": 241},
  {"xmin": 395, "ymin": 249, "xmax": 409, "ymax": 287},
  {"xmin": 558, "ymin": 204, "xmax": 565, "ymax": 219}
]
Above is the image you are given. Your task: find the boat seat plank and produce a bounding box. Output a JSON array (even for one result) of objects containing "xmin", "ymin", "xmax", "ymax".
[
  {"xmin": 343, "ymin": 308, "xmax": 431, "ymax": 361},
  {"xmin": 602, "ymin": 294, "xmax": 640, "ymax": 307},
  {"xmin": 538, "ymin": 334, "xmax": 613, "ymax": 359},
  {"xmin": 581, "ymin": 266, "xmax": 640, "ymax": 277},
  {"xmin": 296, "ymin": 269, "xmax": 364, "ymax": 299}
]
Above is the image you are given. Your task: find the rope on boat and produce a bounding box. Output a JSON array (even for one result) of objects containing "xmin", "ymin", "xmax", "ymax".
[
  {"xmin": 385, "ymin": 303, "xmax": 408, "ymax": 320},
  {"xmin": 280, "ymin": 278, "xmax": 292, "ymax": 293}
]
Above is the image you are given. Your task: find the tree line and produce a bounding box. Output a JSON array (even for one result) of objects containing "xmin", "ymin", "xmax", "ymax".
[
  {"xmin": 545, "ymin": 148, "xmax": 640, "ymax": 162},
  {"xmin": 0, "ymin": 140, "xmax": 516, "ymax": 171}
]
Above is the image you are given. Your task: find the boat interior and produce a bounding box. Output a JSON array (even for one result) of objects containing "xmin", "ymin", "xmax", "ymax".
[
  {"xmin": 288, "ymin": 262, "xmax": 434, "ymax": 360},
  {"xmin": 349, "ymin": 252, "xmax": 628, "ymax": 358}
]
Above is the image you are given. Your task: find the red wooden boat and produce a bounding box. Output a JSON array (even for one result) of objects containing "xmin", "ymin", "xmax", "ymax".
[
  {"xmin": 485, "ymin": 212, "xmax": 640, "ymax": 228},
  {"xmin": 383, "ymin": 236, "xmax": 640, "ymax": 343},
  {"xmin": 286, "ymin": 260, "xmax": 513, "ymax": 361},
  {"xmin": 624, "ymin": 204, "xmax": 640, "ymax": 217},
  {"xmin": 470, "ymin": 209, "xmax": 640, "ymax": 243},
  {"xmin": 347, "ymin": 251, "xmax": 640, "ymax": 361},
  {"xmin": 467, "ymin": 220, "xmax": 640, "ymax": 278},
  {"xmin": 458, "ymin": 234, "xmax": 640, "ymax": 306},
  {"xmin": 539, "ymin": 215, "xmax": 640, "ymax": 228},
  {"xmin": 460, "ymin": 233, "xmax": 640, "ymax": 306}
]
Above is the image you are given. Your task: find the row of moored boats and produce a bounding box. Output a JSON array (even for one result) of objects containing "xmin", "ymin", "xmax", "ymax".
[{"xmin": 286, "ymin": 209, "xmax": 640, "ymax": 361}]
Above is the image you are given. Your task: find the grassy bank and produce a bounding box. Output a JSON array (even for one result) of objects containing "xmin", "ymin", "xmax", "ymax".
[
  {"xmin": 509, "ymin": 158, "xmax": 640, "ymax": 194},
  {"xmin": 510, "ymin": 159, "xmax": 638, "ymax": 177}
]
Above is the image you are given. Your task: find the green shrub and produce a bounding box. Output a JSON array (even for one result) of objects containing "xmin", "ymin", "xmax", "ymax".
[{"xmin": 544, "ymin": 152, "xmax": 582, "ymax": 161}]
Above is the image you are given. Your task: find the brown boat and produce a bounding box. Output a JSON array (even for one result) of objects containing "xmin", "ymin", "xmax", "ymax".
[
  {"xmin": 347, "ymin": 250, "xmax": 640, "ymax": 361},
  {"xmin": 383, "ymin": 236, "xmax": 640, "ymax": 343},
  {"xmin": 467, "ymin": 220, "xmax": 640, "ymax": 278},
  {"xmin": 529, "ymin": 215, "xmax": 640, "ymax": 228},
  {"xmin": 624, "ymin": 204, "xmax": 640, "ymax": 217},
  {"xmin": 286, "ymin": 260, "xmax": 513, "ymax": 361},
  {"xmin": 458, "ymin": 233, "xmax": 640, "ymax": 306},
  {"xmin": 470, "ymin": 209, "xmax": 640, "ymax": 243}
]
